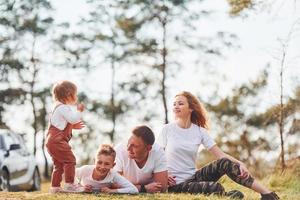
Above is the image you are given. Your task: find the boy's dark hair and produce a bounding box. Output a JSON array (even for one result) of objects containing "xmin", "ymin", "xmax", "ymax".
[
  {"xmin": 132, "ymin": 125, "xmax": 155, "ymax": 145},
  {"xmin": 96, "ymin": 144, "xmax": 116, "ymax": 160}
]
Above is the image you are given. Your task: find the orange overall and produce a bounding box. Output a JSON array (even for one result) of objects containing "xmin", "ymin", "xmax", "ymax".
[{"xmin": 45, "ymin": 107, "xmax": 76, "ymax": 187}]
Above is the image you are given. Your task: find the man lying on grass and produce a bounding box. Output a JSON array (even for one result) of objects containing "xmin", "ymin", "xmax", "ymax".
[{"xmin": 114, "ymin": 125, "xmax": 168, "ymax": 193}]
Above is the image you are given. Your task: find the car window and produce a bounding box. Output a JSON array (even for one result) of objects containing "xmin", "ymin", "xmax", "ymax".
[
  {"xmin": 3, "ymin": 134, "xmax": 16, "ymax": 150},
  {"xmin": 5, "ymin": 133, "xmax": 23, "ymax": 149},
  {"xmin": 0, "ymin": 135, "xmax": 5, "ymax": 150},
  {"xmin": 15, "ymin": 134, "xmax": 29, "ymax": 152}
]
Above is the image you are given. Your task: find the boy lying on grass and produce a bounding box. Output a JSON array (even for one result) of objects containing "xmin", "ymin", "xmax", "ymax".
[{"xmin": 75, "ymin": 144, "xmax": 138, "ymax": 194}]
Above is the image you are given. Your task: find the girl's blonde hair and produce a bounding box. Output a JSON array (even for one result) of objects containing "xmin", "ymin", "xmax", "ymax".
[
  {"xmin": 175, "ymin": 91, "xmax": 210, "ymax": 129},
  {"xmin": 52, "ymin": 80, "xmax": 77, "ymax": 103}
]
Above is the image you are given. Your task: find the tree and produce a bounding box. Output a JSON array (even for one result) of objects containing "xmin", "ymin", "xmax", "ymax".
[
  {"xmin": 247, "ymin": 86, "xmax": 300, "ymax": 171},
  {"xmin": 205, "ymin": 69, "xmax": 272, "ymax": 168},
  {"xmin": 34, "ymin": 88, "xmax": 51, "ymax": 178},
  {"xmin": 82, "ymin": 1, "xmax": 135, "ymax": 142},
  {"xmin": 0, "ymin": 0, "xmax": 55, "ymax": 178},
  {"xmin": 117, "ymin": 0, "xmax": 236, "ymax": 124},
  {"xmin": 0, "ymin": 0, "xmax": 27, "ymax": 128},
  {"xmin": 0, "ymin": 88, "xmax": 26, "ymax": 128},
  {"xmin": 226, "ymin": 0, "xmax": 300, "ymax": 171},
  {"xmin": 249, "ymin": 19, "xmax": 300, "ymax": 171},
  {"xmin": 55, "ymin": 1, "xmax": 156, "ymax": 143}
]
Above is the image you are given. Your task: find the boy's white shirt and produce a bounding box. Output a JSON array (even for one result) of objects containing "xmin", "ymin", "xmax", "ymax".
[
  {"xmin": 75, "ymin": 165, "xmax": 138, "ymax": 194},
  {"xmin": 50, "ymin": 103, "xmax": 81, "ymax": 130}
]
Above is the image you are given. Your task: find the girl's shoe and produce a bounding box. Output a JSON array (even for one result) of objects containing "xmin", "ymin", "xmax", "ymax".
[
  {"xmin": 49, "ymin": 186, "xmax": 64, "ymax": 194},
  {"xmin": 63, "ymin": 183, "xmax": 85, "ymax": 193}
]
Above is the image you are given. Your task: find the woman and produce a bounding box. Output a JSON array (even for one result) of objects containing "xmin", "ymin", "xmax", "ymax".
[{"xmin": 158, "ymin": 91, "xmax": 279, "ymax": 200}]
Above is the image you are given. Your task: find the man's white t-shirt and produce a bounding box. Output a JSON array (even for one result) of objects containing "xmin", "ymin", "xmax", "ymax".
[
  {"xmin": 50, "ymin": 104, "xmax": 81, "ymax": 130},
  {"xmin": 75, "ymin": 165, "xmax": 138, "ymax": 193},
  {"xmin": 158, "ymin": 123, "xmax": 216, "ymax": 184},
  {"xmin": 114, "ymin": 143, "xmax": 167, "ymax": 185}
]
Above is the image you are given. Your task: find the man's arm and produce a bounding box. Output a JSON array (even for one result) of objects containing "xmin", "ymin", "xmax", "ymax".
[
  {"xmin": 153, "ymin": 170, "xmax": 168, "ymax": 192},
  {"xmin": 118, "ymin": 170, "xmax": 168, "ymax": 193},
  {"xmin": 136, "ymin": 171, "xmax": 168, "ymax": 193},
  {"xmin": 133, "ymin": 171, "xmax": 168, "ymax": 193},
  {"xmin": 149, "ymin": 144, "xmax": 168, "ymax": 192}
]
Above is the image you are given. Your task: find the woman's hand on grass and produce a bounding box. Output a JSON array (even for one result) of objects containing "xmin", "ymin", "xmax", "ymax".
[
  {"xmin": 168, "ymin": 175, "xmax": 176, "ymax": 187},
  {"xmin": 238, "ymin": 164, "xmax": 251, "ymax": 179}
]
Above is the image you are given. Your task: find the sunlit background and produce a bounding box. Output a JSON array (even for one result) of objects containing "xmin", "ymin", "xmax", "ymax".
[{"xmin": 1, "ymin": 0, "xmax": 299, "ymax": 178}]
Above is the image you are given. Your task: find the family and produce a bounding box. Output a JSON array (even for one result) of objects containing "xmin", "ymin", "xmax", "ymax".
[{"xmin": 45, "ymin": 80, "xmax": 279, "ymax": 200}]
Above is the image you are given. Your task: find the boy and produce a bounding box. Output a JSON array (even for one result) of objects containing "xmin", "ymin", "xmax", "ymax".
[{"xmin": 75, "ymin": 144, "xmax": 138, "ymax": 194}]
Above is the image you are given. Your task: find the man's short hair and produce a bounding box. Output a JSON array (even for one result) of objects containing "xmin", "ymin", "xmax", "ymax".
[{"xmin": 132, "ymin": 125, "xmax": 155, "ymax": 145}]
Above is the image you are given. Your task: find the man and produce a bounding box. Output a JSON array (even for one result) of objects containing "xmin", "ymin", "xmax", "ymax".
[{"xmin": 115, "ymin": 125, "xmax": 168, "ymax": 193}]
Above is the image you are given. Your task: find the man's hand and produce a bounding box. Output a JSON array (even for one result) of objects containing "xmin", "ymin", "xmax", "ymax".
[
  {"xmin": 168, "ymin": 175, "xmax": 176, "ymax": 187},
  {"xmin": 84, "ymin": 185, "xmax": 92, "ymax": 193},
  {"xmin": 145, "ymin": 182, "xmax": 162, "ymax": 193},
  {"xmin": 72, "ymin": 121, "xmax": 85, "ymax": 129}
]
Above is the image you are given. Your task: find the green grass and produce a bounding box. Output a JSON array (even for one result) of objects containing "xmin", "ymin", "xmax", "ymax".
[{"xmin": 0, "ymin": 165, "xmax": 299, "ymax": 200}]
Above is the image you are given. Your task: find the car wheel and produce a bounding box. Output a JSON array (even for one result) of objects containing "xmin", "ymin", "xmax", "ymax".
[
  {"xmin": 1, "ymin": 169, "xmax": 11, "ymax": 191},
  {"xmin": 30, "ymin": 168, "xmax": 41, "ymax": 191}
]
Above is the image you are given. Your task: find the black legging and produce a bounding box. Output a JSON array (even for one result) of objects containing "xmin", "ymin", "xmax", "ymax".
[{"xmin": 168, "ymin": 158, "xmax": 254, "ymax": 195}]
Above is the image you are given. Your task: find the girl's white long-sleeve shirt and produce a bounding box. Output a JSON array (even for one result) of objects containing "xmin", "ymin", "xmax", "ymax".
[
  {"xmin": 75, "ymin": 165, "xmax": 138, "ymax": 194},
  {"xmin": 50, "ymin": 104, "xmax": 81, "ymax": 130}
]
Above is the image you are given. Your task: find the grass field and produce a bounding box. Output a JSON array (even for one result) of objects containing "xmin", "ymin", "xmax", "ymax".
[{"xmin": 0, "ymin": 161, "xmax": 299, "ymax": 200}]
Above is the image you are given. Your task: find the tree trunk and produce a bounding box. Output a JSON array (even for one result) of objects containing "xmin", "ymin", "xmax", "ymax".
[
  {"xmin": 110, "ymin": 53, "xmax": 116, "ymax": 142},
  {"xmin": 41, "ymin": 97, "xmax": 50, "ymax": 179},
  {"xmin": 30, "ymin": 35, "xmax": 38, "ymax": 156},
  {"xmin": 279, "ymin": 51, "xmax": 286, "ymax": 171},
  {"xmin": 161, "ymin": 16, "xmax": 168, "ymax": 124}
]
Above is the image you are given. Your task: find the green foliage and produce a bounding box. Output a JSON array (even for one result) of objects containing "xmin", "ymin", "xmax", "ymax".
[
  {"xmin": 0, "ymin": 88, "xmax": 26, "ymax": 127},
  {"xmin": 0, "ymin": 0, "xmax": 55, "ymax": 161},
  {"xmin": 115, "ymin": 0, "xmax": 237, "ymax": 123},
  {"xmin": 205, "ymin": 69, "xmax": 273, "ymax": 165},
  {"xmin": 206, "ymin": 62, "xmax": 300, "ymax": 168},
  {"xmin": 247, "ymin": 86, "xmax": 300, "ymax": 128},
  {"xmin": 0, "ymin": 88, "xmax": 26, "ymax": 103},
  {"xmin": 208, "ymin": 69, "xmax": 268, "ymax": 119},
  {"xmin": 116, "ymin": 17, "xmax": 143, "ymax": 39},
  {"xmin": 227, "ymin": 0, "xmax": 253, "ymax": 15}
]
